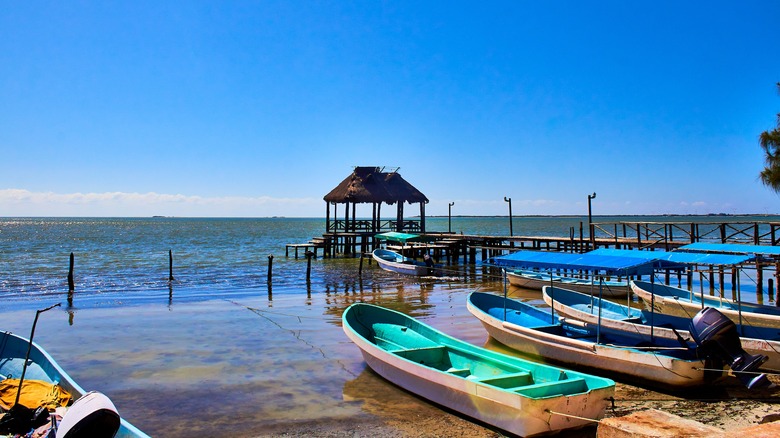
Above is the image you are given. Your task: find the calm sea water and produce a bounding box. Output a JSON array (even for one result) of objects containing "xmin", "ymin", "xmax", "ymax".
[
  {"xmin": 3, "ymin": 215, "xmax": 779, "ymax": 303},
  {"xmin": 2, "ymin": 215, "xmax": 779, "ymax": 437}
]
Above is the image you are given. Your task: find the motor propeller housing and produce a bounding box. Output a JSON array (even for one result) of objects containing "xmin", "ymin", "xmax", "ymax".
[{"xmin": 689, "ymin": 307, "xmax": 770, "ymax": 389}]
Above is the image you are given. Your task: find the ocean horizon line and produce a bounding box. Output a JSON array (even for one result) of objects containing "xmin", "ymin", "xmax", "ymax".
[{"xmin": 2, "ymin": 213, "xmax": 780, "ymax": 220}]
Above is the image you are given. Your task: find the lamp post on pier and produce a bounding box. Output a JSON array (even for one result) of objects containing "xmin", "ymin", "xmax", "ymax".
[
  {"xmin": 587, "ymin": 192, "xmax": 596, "ymax": 246},
  {"xmin": 448, "ymin": 202, "xmax": 455, "ymax": 233},
  {"xmin": 504, "ymin": 197, "xmax": 513, "ymax": 236}
]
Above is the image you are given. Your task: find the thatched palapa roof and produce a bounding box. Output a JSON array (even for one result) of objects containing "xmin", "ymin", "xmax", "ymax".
[{"xmin": 323, "ymin": 166, "xmax": 428, "ymax": 204}]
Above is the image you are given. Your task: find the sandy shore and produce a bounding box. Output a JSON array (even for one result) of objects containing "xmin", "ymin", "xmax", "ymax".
[
  {"xmin": 251, "ymin": 375, "xmax": 780, "ymax": 437},
  {"xmin": 248, "ymin": 355, "xmax": 780, "ymax": 438}
]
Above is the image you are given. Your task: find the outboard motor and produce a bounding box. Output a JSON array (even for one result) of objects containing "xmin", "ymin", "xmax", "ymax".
[
  {"xmin": 56, "ymin": 391, "xmax": 120, "ymax": 438},
  {"xmin": 689, "ymin": 307, "xmax": 770, "ymax": 389}
]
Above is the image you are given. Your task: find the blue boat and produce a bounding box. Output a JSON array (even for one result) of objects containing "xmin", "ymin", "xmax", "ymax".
[{"xmin": 0, "ymin": 330, "xmax": 149, "ymax": 437}]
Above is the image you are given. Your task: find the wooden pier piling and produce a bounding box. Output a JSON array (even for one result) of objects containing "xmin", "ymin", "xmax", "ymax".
[
  {"xmin": 168, "ymin": 249, "xmax": 174, "ymax": 282},
  {"xmin": 267, "ymin": 255, "xmax": 273, "ymax": 283},
  {"xmin": 67, "ymin": 252, "xmax": 75, "ymax": 291},
  {"xmin": 306, "ymin": 251, "xmax": 313, "ymax": 282}
]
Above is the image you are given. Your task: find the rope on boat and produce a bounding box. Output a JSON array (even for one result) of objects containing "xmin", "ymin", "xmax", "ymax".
[
  {"xmin": 693, "ymin": 367, "xmax": 780, "ymax": 376},
  {"xmin": 544, "ymin": 409, "xmax": 602, "ymax": 423},
  {"xmin": 600, "ymin": 344, "xmax": 690, "ymax": 351}
]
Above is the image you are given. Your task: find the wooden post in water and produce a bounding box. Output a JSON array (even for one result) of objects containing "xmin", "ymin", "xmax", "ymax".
[
  {"xmin": 757, "ymin": 261, "xmax": 764, "ymax": 296},
  {"xmin": 67, "ymin": 252, "xmax": 75, "ymax": 308},
  {"xmin": 67, "ymin": 252, "xmax": 75, "ymax": 291},
  {"xmin": 168, "ymin": 250, "xmax": 175, "ymax": 282},
  {"xmin": 359, "ymin": 252, "xmax": 365, "ymax": 276},
  {"xmin": 769, "ymin": 278, "xmax": 775, "ymax": 304},
  {"xmin": 267, "ymin": 255, "xmax": 274, "ymax": 283},
  {"xmin": 306, "ymin": 251, "xmax": 313, "ymax": 282}
]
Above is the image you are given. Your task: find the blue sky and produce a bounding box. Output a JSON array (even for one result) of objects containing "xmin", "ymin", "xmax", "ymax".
[{"xmin": 2, "ymin": 1, "xmax": 780, "ymax": 217}]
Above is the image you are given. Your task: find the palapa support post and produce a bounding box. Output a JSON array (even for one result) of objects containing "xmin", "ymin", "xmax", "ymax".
[
  {"xmin": 67, "ymin": 252, "xmax": 75, "ymax": 291},
  {"xmin": 168, "ymin": 249, "xmax": 174, "ymax": 282},
  {"xmin": 267, "ymin": 255, "xmax": 274, "ymax": 283},
  {"xmin": 305, "ymin": 251, "xmax": 314, "ymax": 282}
]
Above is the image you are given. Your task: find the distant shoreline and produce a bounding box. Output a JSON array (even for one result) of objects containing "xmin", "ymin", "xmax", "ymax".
[
  {"xmin": 425, "ymin": 213, "xmax": 780, "ymax": 218},
  {"xmin": 2, "ymin": 213, "xmax": 779, "ymax": 220}
]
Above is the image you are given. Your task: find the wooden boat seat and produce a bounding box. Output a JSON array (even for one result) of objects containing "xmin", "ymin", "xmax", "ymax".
[
  {"xmin": 393, "ymin": 346, "xmax": 450, "ymax": 370},
  {"xmin": 513, "ymin": 377, "xmax": 588, "ymax": 398},
  {"xmin": 474, "ymin": 371, "xmax": 533, "ymax": 389},
  {"xmin": 373, "ymin": 336, "xmax": 408, "ymax": 351},
  {"xmin": 445, "ymin": 367, "xmax": 471, "ymax": 377}
]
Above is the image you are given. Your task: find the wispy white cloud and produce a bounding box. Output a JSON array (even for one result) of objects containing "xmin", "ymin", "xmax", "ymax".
[
  {"xmin": 0, "ymin": 189, "xmax": 322, "ymax": 217},
  {"xmin": 0, "ymin": 189, "xmax": 761, "ymax": 217}
]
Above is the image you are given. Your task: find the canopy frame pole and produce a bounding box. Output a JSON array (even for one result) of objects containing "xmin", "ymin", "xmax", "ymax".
[
  {"xmin": 596, "ymin": 274, "xmax": 603, "ymax": 344},
  {"xmin": 737, "ymin": 265, "xmax": 744, "ymax": 336},
  {"xmin": 549, "ymin": 270, "xmax": 555, "ymax": 324},
  {"xmin": 588, "ymin": 274, "xmax": 595, "ymax": 312},
  {"xmin": 503, "ymin": 268, "xmax": 508, "ymax": 321},
  {"xmin": 650, "ymin": 273, "xmax": 656, "ymax": 341}
]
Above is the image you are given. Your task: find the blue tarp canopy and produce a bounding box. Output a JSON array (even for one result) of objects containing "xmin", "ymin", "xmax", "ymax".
[
  {"xmin": 589, "ymin": 248, "xmax": 752, "ymax": 266},
  {"xmin": 679, "ymin": 242, "xmax": 780, "ymax": 257},
  {"xmin": 488, "ymin": 250, "xmax": 656, "ymax": 276}
]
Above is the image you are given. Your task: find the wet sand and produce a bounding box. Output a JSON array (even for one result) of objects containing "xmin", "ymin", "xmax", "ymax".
[{"xmin": 3, "ymin": 275, "xmax": 780, "ymax": 437}]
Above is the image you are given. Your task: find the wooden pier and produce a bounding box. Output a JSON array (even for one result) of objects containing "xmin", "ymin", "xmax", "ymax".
[{"xmin": 286, "ymin": 219, "xmax": 780, "ymax": 264}]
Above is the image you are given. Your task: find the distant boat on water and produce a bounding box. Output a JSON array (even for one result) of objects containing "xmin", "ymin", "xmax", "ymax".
[{"xmin": 372, "ymin": 248, "xmax": 435, "ymax": 277}]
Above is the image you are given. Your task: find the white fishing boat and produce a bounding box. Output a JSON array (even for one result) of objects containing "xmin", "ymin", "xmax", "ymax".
[
  {"xmin": 631, "ymin": 280, "xmax": 780, "ymax": 335},
  {"xmin": 343, "ymin": 303, "xmax": 615, "ymax": 437},
  {"xmin": 542, "ymin": 285, "xmax": 780, "ymax": 372},
  {"xmin": 467, "ymin": 291, "xmax": 752, "ymax": 388},
  {"xmin": 372, "ymin": 248, "xmax": 434, "ymax": 276},
  {"xmin": 507, "ymin": 269, "xmax": 629, "ymax": 297}
]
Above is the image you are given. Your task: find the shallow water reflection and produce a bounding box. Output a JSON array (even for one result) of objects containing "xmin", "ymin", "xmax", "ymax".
[{"xmin": 3, "ymin": 263, "xmax": 514, "ymax": 437}]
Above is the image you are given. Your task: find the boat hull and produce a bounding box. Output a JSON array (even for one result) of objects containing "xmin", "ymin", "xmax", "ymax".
[
  {"xmin": 507, "ymin": 271, "xmax": 629, "ymax": 298},
  {"xmin": 0, "ymin": 331, "xmax": 149, "ymax": 438},
  {"xmin": 542, "ymin": 286, "xmax": 780, "ymax": 372},
  {"xmin": 631, "ymin": 280, "xmax": 780, "ymax": 335},
  {"xmin": 372, "ymin": 249, "xmax": 431, "ymax": 276},
  {"xmin": 467, "ymin": 292, "xmax": 718, "ymax": 388},
  {"xmin": 343, "ymin": 303, "xmax": 614, "ymax": 437}
]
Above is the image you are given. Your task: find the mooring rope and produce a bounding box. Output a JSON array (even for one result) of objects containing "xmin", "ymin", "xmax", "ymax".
[
  {"xmin": 693, "ymin": 366, "xmax": 780, "ymax": 376},
  {"xmin": 545, "ymin": 409, "xmax": 602, "ymax": 423},
  {"xmin": 600, "ymin": 343, "xmax": 690, "ymax": 351}
]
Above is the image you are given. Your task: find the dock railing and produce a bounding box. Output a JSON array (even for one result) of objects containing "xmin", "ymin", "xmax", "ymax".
[{"xmin": 591, "ymin": 221, "xmax": 780, "ymax": 248}]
